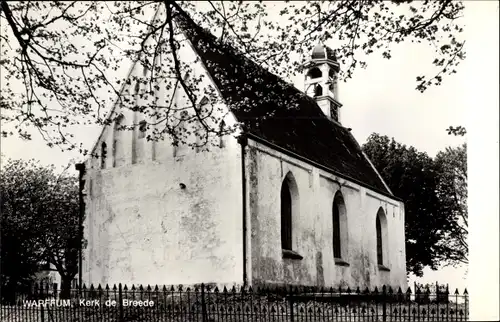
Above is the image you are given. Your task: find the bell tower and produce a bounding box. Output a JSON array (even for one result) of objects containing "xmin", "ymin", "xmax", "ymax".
[{"xmin": 304, "ymin": 43, "xmax": 342, "ymax": 123}]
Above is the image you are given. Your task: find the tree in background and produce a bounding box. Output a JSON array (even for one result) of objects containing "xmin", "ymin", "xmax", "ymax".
[
  {"xmin": 434, "ymin": 143, "xmax": 468, "ymax": 265},
  {"xmin": 0, "ymin": 159, "xmax": 82, "ymax": 298},
  {"xmin": 0, "ymin": 217, "xmax": 41, "ymax": 302},
  {"xmin": 0, "ymin": 1, "xmax": 465, "ymax": 151},
  {"xmin": 362, "ymin": 133, "xmax": 467, "ymax": 277}
]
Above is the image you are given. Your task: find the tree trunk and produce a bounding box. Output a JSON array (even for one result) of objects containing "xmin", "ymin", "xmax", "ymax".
[
  {"xmin": 1, "ymin": 281, "xmax": 17, "ymax": 304},
  {"xmin": 60, "ymin": 275, "xmax": 72, "ymax": 299}
]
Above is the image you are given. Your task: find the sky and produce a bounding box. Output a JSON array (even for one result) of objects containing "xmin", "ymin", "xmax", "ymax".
[{"xmin": 1, "ymin": 1, "xmax": 498, "ymax": 319}]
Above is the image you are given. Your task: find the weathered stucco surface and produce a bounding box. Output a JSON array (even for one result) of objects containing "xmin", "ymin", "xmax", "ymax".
[
  {"xmin": 82, "ymin": 24, "xmax": 244, "ymax": 286},
  {"xmin": 246, "ymin": 140, "xmax": 407, "ymax": 290},
  {"xmin": 83, "ymin": 134, "xmax": 243, "ymax": 287}
]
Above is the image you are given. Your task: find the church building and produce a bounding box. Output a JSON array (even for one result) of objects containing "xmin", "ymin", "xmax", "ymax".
[{"xmin": 81, "ymin": 9, "xmax": 407, "ymax": 291}]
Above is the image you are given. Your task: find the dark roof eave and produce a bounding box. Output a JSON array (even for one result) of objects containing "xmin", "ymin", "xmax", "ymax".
[{"xmin": 244, "ymin": 132, "xmax": 403, "ymax": 202}]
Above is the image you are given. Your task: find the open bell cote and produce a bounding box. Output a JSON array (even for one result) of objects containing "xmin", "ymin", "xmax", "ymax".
[{"xmin": 304, "ymin": 43, "xmax": 342, "ymax": 124}]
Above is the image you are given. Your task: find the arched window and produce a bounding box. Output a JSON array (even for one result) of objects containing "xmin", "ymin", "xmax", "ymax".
[
  {"xmin": 333, "ymin": 191, "xmax": 348, "ymax": 260},
  {"xmin": 191, "ymin": 97, "xmax": 210, "ymax": 152},
  {"xmin": 219, "ymin": 121, "xmax": 226, "ymax": 148},
  {"xmin": 332, "ymin": 201, "xmax": 341, "ymax": 258},
  {"xmin": 314, "ymin": 85, "xmax": 323, "ymax": 97},
  {"xmin": 376, "ymin": 216, "xmax": 382, "ymax": 264},
  {"xmin": 100, "ymin": 142, "xmax": 107, "ymax": 169},
  {"xmin": 112, "ymin": 114, "xmax": 123, "ymax": 168},
  {"xmin": 281, "ymin": 180, "xmax": 292, "ymax": 250},
  {"xmin": 281, "ymin": 172, "xmax": 299, "ymax": 251},
  {"xmin": 376, "ymin": 215, "xmax": 383, "ymax": 265},
  {"xmin": 329, "ymin": 68, "xmax": 336, "ymax": 79},
  {"xmin": 376, "ymin": 207, "xmax": 388, "ymax": 266},
  {"xmin": 172, "ymin": 138, "xmax": 179, "ymax": 157},
  {"xmin": 134, "ymin": 80, "xmax": 140, "ymax": 95},
  {"xmin": 174, "ymin": 111, "xmax": 188, "ymax": 157},
  {"xmin": 307, "ymin": 67, "xmax": 322, "ymax": 79},
  {"xmin": 138, "ymin": 120, "xmax": 147, "ymax": 139}
]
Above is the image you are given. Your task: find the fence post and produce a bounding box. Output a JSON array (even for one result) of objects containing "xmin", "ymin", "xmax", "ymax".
[
  {"xmin": 289, "ymin": 296, "xmax": 294, "ymax": 322},
  {"xmin": 40, "ymin": 302, "xmax": 45, "ymax": 322},
  {"xmin": 201, "ymin": 284, "xmax": 207, "ymax": 322},
  {"xmin": 118, "ymin": 283, "xmax": 124, "ymax": 322},
  {"xmin": 382, "ymin": 285, "xmax": 387, "ymax": 322},
  {"xmin": 436, "ymin": 281, "xmax": 439, "ymax": 303}
]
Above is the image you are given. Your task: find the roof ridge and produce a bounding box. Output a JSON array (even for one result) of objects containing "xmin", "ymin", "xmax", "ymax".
[{"xmin": 172, "ymin": 6, "xmax": 324, "ymax": 115}]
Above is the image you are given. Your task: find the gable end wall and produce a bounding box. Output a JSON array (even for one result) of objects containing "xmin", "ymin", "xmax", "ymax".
[{"xmin": 82, "ymin": 23, "xmax": 245, "ymax": 287}]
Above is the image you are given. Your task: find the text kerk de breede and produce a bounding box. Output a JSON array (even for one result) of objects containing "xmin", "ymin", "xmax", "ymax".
[{"xmin": 24, "ymin": 299, "xmax": 155, "ymax": 307}]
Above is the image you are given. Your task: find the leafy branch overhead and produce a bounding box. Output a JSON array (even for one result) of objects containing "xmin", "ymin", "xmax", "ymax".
[
  {"xmin": 446, "ymin": 125, "xmax": 466, "ymax": 136},
  {"xmin": 0, "ymin": 1, "xmax": 465, "ymax": 150}
]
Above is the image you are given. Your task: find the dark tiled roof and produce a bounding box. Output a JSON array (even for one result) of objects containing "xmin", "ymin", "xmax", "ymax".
[{"xmin": 174, "ymin": 12, "xmax": 391, "ymax": 196}]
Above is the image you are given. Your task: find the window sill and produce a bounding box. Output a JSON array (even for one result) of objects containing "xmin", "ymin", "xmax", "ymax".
[
  {"xmin": 334, "ymin": 258, "xmax": 350, "ymax": 267},
  {"xmin": 282, "ymin": 249, "xmax": 303, "ymax": 260},
  {"xmin": 378, "ymin": 264, "xmax": 390, "ymax": 272}
]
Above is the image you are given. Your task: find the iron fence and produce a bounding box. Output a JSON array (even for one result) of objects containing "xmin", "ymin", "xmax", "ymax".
[{"xmin": 0, "ymin": 282, "xmax": 468, "ymax": 322}]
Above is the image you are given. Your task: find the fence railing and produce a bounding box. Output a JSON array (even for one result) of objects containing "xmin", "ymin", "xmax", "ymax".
[{"xmin": 0, "ymin": 282, "xmax": 469, "ymax": 322}]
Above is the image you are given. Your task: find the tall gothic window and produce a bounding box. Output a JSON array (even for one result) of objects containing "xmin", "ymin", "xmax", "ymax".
[
  {"xmin": 280, "ymin": 172, "xmax": 298, "ymax": 251},
  {"xmin": 332, "ymin": 202, "xmax": 341, "ymax": 258},
  {"xmin": 376, "ymin": 215, "xmax": 383, "ymax": 265},
  {"xmin": 281, "ymin": 179, "xmax": 292, "ymax": 250},
  {"xmin": 332, "ymin": 191, "xmax": 348, "ymax": 261},
  {"xmin": 376, "ymin": 207, "xmax": 388, "ymax": 266},
  {"xmin": 138, "ymin": 120, "xmax": 147, "ymax": 139},
  {"xmin": 100, "ymin": 142, "xmax": 107, "ymax": 169},
  {"xmin": 174, "ymin": 111, "xmax": 188, "ymax": 157},
  {"xmin": 113, "ymin": 114, "xmax": 124, "ymax": 168},
  {"xmin": 219, "ymin": 121, "xmax": 226, "ymax": 148},
  {"xmin": 134, "ymin": 81, "xmax": 140, "ymax": 94}
]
